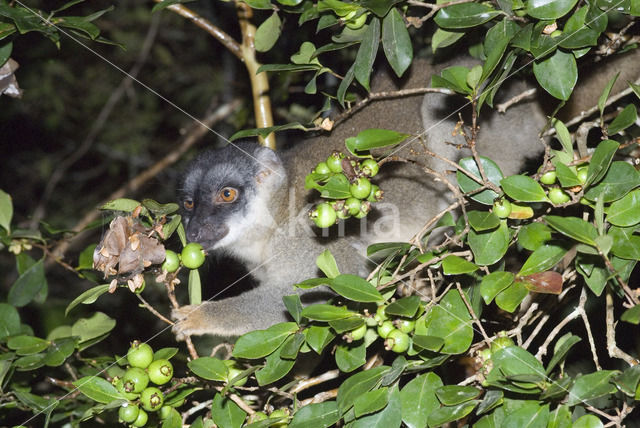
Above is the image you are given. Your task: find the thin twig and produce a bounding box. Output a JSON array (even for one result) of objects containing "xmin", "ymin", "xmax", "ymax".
[{"xmin": 606, "ymin": 290, "xmax": 639, "ymax": 366}]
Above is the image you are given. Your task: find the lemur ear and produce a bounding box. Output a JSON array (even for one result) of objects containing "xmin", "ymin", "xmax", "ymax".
[{"xmin": 255, "ymin": 146, "xmax": 286, "ymax": 185}]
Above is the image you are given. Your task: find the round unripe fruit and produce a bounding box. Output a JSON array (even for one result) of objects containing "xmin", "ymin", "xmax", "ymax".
[
  {"xmin": 396, "ymin": 319, "xmax": 416, "ymax": 334},
  {"xmin": 361, "ymin": 159, "xmax": 379, "ymax": 177},
  {"xmin": 314, "ymin": 161, "xmax": 331, "ymax": 174},
  {"xmin": 490, "ymin": 335, "xmax": 515, "ymax": 352},
  {"xmin": 181, "ymin": 242, "xmax": 205, "ymax": 269},
  {"xmin": 548, "ymin": 187, "xmax": 570, "ymax": 204},
  {"xmin": 492, "ymin": 199, "xmax": 512, "ymax": 219},
  {"xmin": 159, "ymin": 405, "xmax": 173, "ymax": 420},
  {"xmin": 350, "ymin": 178, "xmax": 372, "ymax": 199},
  {"xmin": 162, "ymin": 250, "xmax": 180, "ymax": 273},
  {"xmin": 119, "ymin": 404, "xmax": 140, "ymax": 423},
  {"xmin": 132, "ymin": 408, "xmax": 148, "ymax": 427},
  {"xmin": 326, "ymin": 152, "xmax": 344, "ymax": 173},
  {"xmin": 148, "ymin": 359, "xmax": 173, "ymax": 385},
  {"xmin": 349, "ymin": 323, "xmax": 367, "ymax": 341},
  {"xmin": 345, "ymin": 197, "xmax": 362, "ymax": 216},
  {"xmin": 377, "ymin": 320, "xmax": 395, "ymax": 339},
  {"xmin": 540, "ymin": 170, "xmax": 557, "ymax": 185},
  {"xmin": 374, "ymin": 305, "xmax": 388, "ymax": 324},
  {"xmin": 367, "ymin": 185, "xmax": 383, "ymax": 202},
  {"xmin": 115, "ymin": 378, "xmax": 140, "ymax": 400},
  {"xmin": 140, "ymin": 387, "xmax": 164, "ymax": 412},
  {"xmin": 127, "ymin": 341, "xmax": 154, "ymax": 369},
  {"xmin": 550, "ymin": 29, "xmax": 563, "ymax": 37},
  {"xmin": 122, "ymin": 367, "xmax": 150, "ymax": 393},
  {"xmin": 577, "ymin": 166, "xmax": 588, "ymax": 184},
  {"xmin": 248, "ymin": 411, "xmax": 268, "ymax": 423},
  {"xmin": 311, "ymin": 203, "xmax": 337, "ymax": 228},
  {"xmin": 386, "ymin": 329, "xmax": 410, "ymax": 353},
  {"xmin": 270, "ymin": 408, "xmax": 290, "ymax": 426}
]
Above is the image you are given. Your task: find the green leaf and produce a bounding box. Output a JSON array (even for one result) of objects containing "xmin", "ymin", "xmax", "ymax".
[
  {"xmin": 527, "ymin": 0, "xmax": 579, "ymax": 19},
  {"xmin": 432, "ymin": 65, "xmax": 471, "ymax": 94},
  {"xmin": 613, "ymin": 365, "xmax": 640, "ymax": 396},
  {"xmin": 230, "ymin": 122, "xmax": 311, "ymax": 141},
  {"xmin": 316, "ymin": 250, "xmax": 340, "ymax": 278},
  {"xmin": 518, "ymin": 244, "xmax": 567, "ymax": 276},
  {"xmin": 0, "ymin": 302, "xmax": 21, "ymax": 340},
  {"xmin": 467, "ymin": 210, "xmax": 500, "ymax": 231},
  {"xmin": 495, "ymin": 281, "xmax": 529, "ymax": 312},
  {"xmin": 400, "ymin": 372, "xmax": 442, "ymax": 428},
  {"xmin": 621, "ymin": 304, "xmax": 640, "ymax": 324},
  {"xmin": 188, "ymin": 357, "xmax": 228, "ymax": 381},
  {"xmin": 289, "ymin": 401, "xmax": 340, "ymax": 428},
  {"xmin": 442, "ymin": 255, "xmax": 479, "ymax": 275},
  {"xmin": 479, "ymin": 271, "xmax": 515, "ymax": 304},
  {"xmin": 305, "ymin": 325, "xmax": 335, "ymax": 354},
  {"xmin": 607, "ymin": 189, "xmax": 640, "ymax": 226},
  {"xmin": 423, "ymin": 289, "xmax": 473, "ymax": 354},
  {"xmin": 354, "ymin": 19, "xmax": 380, "ymax": 91},
  {"xmin": 43, "ymin": 337, "xmax": 76, "ymax": 367},
  {"xmin": 279, "ymin": 333, "xmax": 305, "ymax": 359},
  {"xmin": 546, "ymin": 333, "xmax": 581, "ymax": 374},
  {"xmin": 427, "ymin": 401, "xmax": 478, "ymax": 426},
  {"xmin": 335, "ymin": 341, "xmax": 366, "ymax": 372},
  {"xmin": 547, "ymin": 405, "xmax": 572, "ymax": 428},
  {"xmin": 552, "ymin": 118, "xmax": 573, "ymax": 155},
  {"xmin": 9, "ymin": 259, "xmax": 47, "ymax": 307},
  {"xmin": 567, "ymin": 370, "xmax": 619, "ymax": 406},
  {"xmin": 434, "ymin": 3, "xmax": 500, "ymax": 29},
  {"xmin": 502, "ymin": 402, "xmax": 549, "ymax": 427},
  {"xmin": 468, "ymin": 221, "xmax": 510, "ymax": 266},
  {"xmin": 545, "ymin": 215, "xmax": 597, "ymax": 246},
  {"xmin": 255, "ymin": 13, "xmax": 282, "ymax": 53},
  {"xmin": 608, "ymin": 104, "xmax": 637, "ymax": 134},
  {"xmin": 533, "ymin": 50, "xmax": 577, "ymax": 101},
  {"xmin": 584, "ymin": 161, "xmax": 640, "ymax": 202},
  {"xmin": 361, "ymin": 0, "xmax": 403, "ymax": 17},
  {"xmin": 345, "ymin": 129, "xmax": 409, "ymax": 154},
  {"xmin": 211, "ymin": 392, "xmax": 246, "ymax": 428},
  {"xmin": 255, "ymin": 345, "xmax": 296, "ymax": 385},
  {"xmin": 609, "ymin": 226, "xmax": 640, "ymax": 260},
  {"xmin": 233, "ymin": 322, "xmax": 298, "ymax": 359},
  {"xmin": 337, "ymin": 365, "xmax": 389, "ymax": 415},
  {"xmin": 381, "ymin": 8, "xmax": 412, "ymax": 78},
  {"xmin": 436, "ymin": 385, "xmax": 480, "ymax": 405},
  {"xmin": 500, "ymin": 175, "xmax": 549, "ymax": 202},
  {"xmin": 65, "ymin": 284, "xmax": 111, "ymax": 316},
  {"xmin": 72, "ymin": 376, "xmax": 124, "ymax": 404},
  {"xmin": 329, "ymin": 317, "xmax": 364, "ymax": 334},
  {"xmin": 283, "ymin": 295, "xmax": 303, "ymax": 324},
  {"xmin": 330, "ymin": 274, "xmax": 383, "ymax": 302},
  {"xmin": 0, "ymin": 189, "xmax": 12, "ymax": 232},
  {"xmin": 7, "ymin": 335, "xmax": 49, "ymax": 356},
  {"xmin": 71, "ymin": 312, "xmax": 116, "ymax": 344},
  {"xmin": 598, "ymin": 73, "xmax": 619, "ymax": 118},
  {"xmin": 573, "ymin": 415, "xmax": 604, "ymax": 428},
  {"xmin": 518, "ymin": 222, "xmax": 553, "ymax": 251},
  {"xmin": 385, "ymin": 296, "xmax": 421, "ymax": 318},
  {"xmin": 188, "ymin": 268, "xmax": 201, "ymax": 305},
  {"xmin": 585, "ymin": 139, "xmax": 619, "ymax": 187},
  {"xmin": 486, "ymin": 346, "xmax": 545, "ymax": 393},
  {"xmin": 555, "ymin": 163, "xmax": 581, "ymax": 188},
  {"xmin": 337, "ymin": 63, "xmax": 355, "ymax": 107},
  {"xmin": 301, "ymin": 304, "xmax": 356, "ymax": 321},
  {"xmin": 100, "ymin": 198, "xmax": 141, "ymax": 212},
  {"xmin": 354, "ymin": 387, "xmax": 389, "ymax": 417},
  {"xmin": 351, "ymin": 386, "xmax": 402, "ymax": 428},
  {"xmin": 456, "ymin": 156, "xmax": 504, "ymax": 205},
  {"xmin": 431, "ymin": 28, "xmax": 465, "ymax": 52},
  {"xmin": 411, "ymin": 334, "xmax": 444, "ymax": 352}
]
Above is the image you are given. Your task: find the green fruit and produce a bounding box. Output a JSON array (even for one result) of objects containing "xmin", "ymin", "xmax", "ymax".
[
  {"xmin": 127, "ymin": 341, "xmax": 154, "ymax": 369},
  {"xmin": 115, "ymin": 378, "xmax": 140, "ymax": 400},
  {"xmin": 386, "ymin": 329, "xmax": 410, "ymax": 353},
  {"xmin": 159, "ymin": 405, "xmax": 174, "ymax": 420},
  {"xmin": 492, "ymin": 199, "xmax": 512, "ymax": 219},
  {"xmin": 550, "ymin": 29, "xmax": 563, "ymax": 37},
  {"xmin": 181, "ymin": 242, "xmax": 205, "ymax": 269},
  {"xmin": 248, "ymin": 411, "xmax": 268, "ymax": 423},
  {"xmin": 119, "ymin": 403, "xmax": 140, "ymax": 423},
  {"xmin": 377, "ymin": 320, "xmax": 395, "ymax": 339},
  {"xmin": 132, "ymin": 408, "xmax": 148, "ymax": 427},
  {"xmin": 326, "ymin": 152, "xmax": 344, "ymax": 173},
  {"xmin": 148, "ymin": 359, "xmax": 173, "ymax": 385},
  {"xmin": 577, "ymin": 166, "xmax": 588, "ymax": 184},
  {"xmin": 548, "ymin": 187, "xmax": 570, "ymax": 204},
  {"xmin": 396, "ymin": 319, "xmax": 416, "ymax": 334},
  {"xmin": 311, "ymin": 202, "xmax": 337, "ymax": 228},
  {"xmin": 270, "ymin": 408, "xmax": 290, "ymax": 426},
  {"xmin": 367, "ymin": 185, "xmax": 383, "ymax": 202},
  {"xmin": 361, "ymin": 159, "xmax": 379, "ymax": 177},
  {"xmin": 140, "ymin": 387, "xmax": 164, "ymax": 412},
  {"xmin": 345, "ymin": 197, "xmax": 362, "ymax": 216},
  {"xmin": 374, "ymin": 305, "xmax": 388, "ymax": 324},
  {"xmin": 490, "ymin": 335, "xmax": 515, "ymax": 352},
  {"xmin": 122, "ymin": 367, "xmax": 150, "ymax": 394},
  {"xmin": 350, "ymin": 177, "xmax": 372, "ymax": 199},
  {"xmin": 348, "ymin": 323, "xmax": 367, "ymax": 341},
  {"xmin": 162, "ymin": 250, "xmax": 180, "ymax": 273},
  {"xmin": 314, "ymin": 161, "xmax": 331, "ymax": 174},
  {"xmin": 540, "ymin": 170, "xmax": 557, "ymax": 185}
]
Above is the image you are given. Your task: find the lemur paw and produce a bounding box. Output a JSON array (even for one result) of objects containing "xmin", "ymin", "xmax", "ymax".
[{"xmin": 171, "ymin": 305, "xmax": 205, "ymax": 341}]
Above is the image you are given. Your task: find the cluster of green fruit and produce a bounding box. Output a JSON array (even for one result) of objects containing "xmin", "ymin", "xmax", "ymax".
[
  {"xmin": 309, "ymin": 152, "xmax": 383, "ymax": 228},
  {"xmin": 247, "ymin": 408, "xmax": 290, "ymax": 426},
  {"xmin": 344, "ymin": 305, "xmax": 417, "ymax": 353},
  {"xmin": 161, "ymin": 242, "xmax": 205, "ymax": 272},
  {"xmin": 114, "ymin": 341, "xmax": 175, "ymax": 427},
  {"xmin": 539, "ymin": 164, "xmax": 589, "ymax": 205}
]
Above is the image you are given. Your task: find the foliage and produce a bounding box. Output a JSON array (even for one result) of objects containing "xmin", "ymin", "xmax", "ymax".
[{"xmin": 1, "ymin": 0, "xmax": 640, "ymax": 427}]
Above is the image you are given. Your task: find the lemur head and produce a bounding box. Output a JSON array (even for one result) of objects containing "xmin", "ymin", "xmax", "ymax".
[{"xmin": 179, "ymin": 142, "xmax": 287, "ymax": 255}]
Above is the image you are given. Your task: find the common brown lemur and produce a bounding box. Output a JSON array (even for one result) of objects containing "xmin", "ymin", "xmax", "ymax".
[{"xmin": 171, "ymin": 50, "xmax": 640, "ymax": 339}]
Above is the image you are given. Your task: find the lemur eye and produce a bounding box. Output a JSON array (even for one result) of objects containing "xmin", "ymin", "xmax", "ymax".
[
  {"xmin": 217, "ymin": 187, "xmax": 238, "ymax": 203},
  {"xmin": 183, "ymin": 198, "xmax": 194, "ymax": 210}
]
